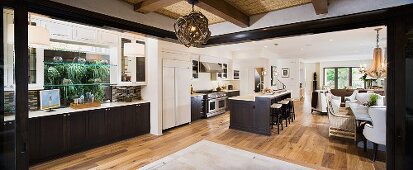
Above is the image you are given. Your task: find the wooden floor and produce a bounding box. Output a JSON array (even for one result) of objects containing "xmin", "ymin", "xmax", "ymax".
[{"xmin": 31, "ymin": 97, "xmax": 386, "ymax": 170}]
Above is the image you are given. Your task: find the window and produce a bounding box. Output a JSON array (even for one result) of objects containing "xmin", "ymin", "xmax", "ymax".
[{"xmin": 324, "ymin": 67, "xmax": 365, "ymax": 89}]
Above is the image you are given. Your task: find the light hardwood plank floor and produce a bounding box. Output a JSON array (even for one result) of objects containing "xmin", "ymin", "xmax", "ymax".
[{"xmin": 31, "ymin": 97, "xmax": 386, "ymax": 170}]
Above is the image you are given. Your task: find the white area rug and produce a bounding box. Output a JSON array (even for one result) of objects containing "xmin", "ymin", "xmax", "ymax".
[{"xmin": 140, "ymin": 140, "xmax": 313, "ymax": 170}]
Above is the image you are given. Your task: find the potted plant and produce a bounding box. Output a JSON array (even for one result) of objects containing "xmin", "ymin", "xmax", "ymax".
[{"xmin": 367, "ymin": 94, "xmax": 379, "ymax": 107}]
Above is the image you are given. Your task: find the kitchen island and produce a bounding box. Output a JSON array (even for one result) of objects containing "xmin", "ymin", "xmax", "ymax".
[{"xmin": 228, "ymin": 90, "xmax": 291, "ymax": 135}]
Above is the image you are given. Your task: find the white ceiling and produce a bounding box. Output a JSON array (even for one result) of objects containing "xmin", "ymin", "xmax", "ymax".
[{"xmin": 205, "ymin": 26, "xmax": 387, "ymax": 63}]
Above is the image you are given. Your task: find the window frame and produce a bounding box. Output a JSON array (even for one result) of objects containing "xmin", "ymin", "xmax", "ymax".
[{"xmin": 323, "ymin": 67, "xmax": 363, "ymax": 89}]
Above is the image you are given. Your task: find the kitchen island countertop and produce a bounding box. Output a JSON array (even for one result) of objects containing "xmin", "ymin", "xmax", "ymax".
[{"xmin": 229, "ymin": 90, "xmax": 291, "ymax": 102}]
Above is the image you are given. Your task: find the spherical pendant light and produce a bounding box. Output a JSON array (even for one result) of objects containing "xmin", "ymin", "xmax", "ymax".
[{"xmin": 174, "ymin": 0, "xmax": 211, "ymax": 48}]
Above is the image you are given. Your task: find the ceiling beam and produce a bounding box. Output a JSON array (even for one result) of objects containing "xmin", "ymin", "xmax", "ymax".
[
  {"xmin": 134, "ymin": 0, "xmax": 181, "ymax": 14},
  {"xmin": 312, "ymin": 0, "xmax": 328, "ymax": 15},
  {"xmin": 196, "ymin": 0, "xmax": 249, "ymax": 28}
]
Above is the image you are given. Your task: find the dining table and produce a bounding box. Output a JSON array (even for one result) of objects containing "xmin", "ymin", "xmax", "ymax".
[{"xmin": 348, "ymin": 102, "xmax": 372, "ymax": 123}]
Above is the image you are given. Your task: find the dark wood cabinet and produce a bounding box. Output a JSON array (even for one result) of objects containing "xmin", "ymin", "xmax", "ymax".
[
  {"xmin": 191, "ymin": 95, "xmax": 204, "ymax": 121},
  {"xmin": 137, "ymin": 102, "xmax": 150, "ymax": 134},
  {"xmin": 28, "ymin": 118, "xmax": 40, "ymax": 164},
  {"xmin": 87, "ymin": 109, "xmax": 106, "ymax": 146},
  {"xmin": 105, "ymin": 107, "xmax": 124, "ymax": 141},
  {"xmin": 123, "ymin": 105, "xmax": 139, "ymax": 138},
  {"xmin": 227, "ymin": 91, "xmax": 240, "ymax": 97},
  {"xmin": 66, "ymin": 111, "xmax": 88, "ymax": 151},
  {"xmin": 39, "ymin": 114, "xmax": 65, "ymax": 159},
  {"xmin": 123, "ymin": 103, "xmax": 151, "ymax": 137},
  {"xmin": 28, "ymin": 102, "xmax": 150, "ymax": 165}
]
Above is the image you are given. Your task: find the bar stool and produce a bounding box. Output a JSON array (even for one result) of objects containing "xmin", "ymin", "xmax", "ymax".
[
  {"xmin": 271, "ymin": 103, "xmax": 283, "ymax": 134},
  {"xmin": 278, "ymin": 100, "xmax": 291, "ymax": 127},
  {"xmin": 285, "ymin": 98, "xmax": 296, "ymax": 122}
]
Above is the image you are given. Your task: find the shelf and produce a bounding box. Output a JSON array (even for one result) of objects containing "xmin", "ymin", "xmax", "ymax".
[
  {"xmin": 44, "ymin": 83, "xmax": 114, "ymax": 87},
  {"xmin": 44, "ymin": 61, "xmax": 117, "ymax": 67}
]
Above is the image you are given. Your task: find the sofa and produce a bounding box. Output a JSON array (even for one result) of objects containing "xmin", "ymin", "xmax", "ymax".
[{"xmin": 344, "ymin": 90, "xmax": 386, "ymax": 107}]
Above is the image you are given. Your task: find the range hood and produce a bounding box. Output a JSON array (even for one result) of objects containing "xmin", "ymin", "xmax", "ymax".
[{"xmin": 200, "ymin": 62, "xmax": 223, "ymax": 73}]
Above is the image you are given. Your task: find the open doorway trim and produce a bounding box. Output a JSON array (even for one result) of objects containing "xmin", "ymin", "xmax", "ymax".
[{"xmin": 1, "ymin": 1, "xmax": 412, "ymax": 169}]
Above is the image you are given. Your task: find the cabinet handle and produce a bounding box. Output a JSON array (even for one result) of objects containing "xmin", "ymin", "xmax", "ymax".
[
  {"xmin": 68, "ymin": 114, "xmax": 71, "ymax": 116},
  {"xmin": 108, "ymin": 108, "xmax": 111, "ymax": 111},
  {"xmin": 64, "ymin": 114, "xmax": 67, "ymax": 117}
]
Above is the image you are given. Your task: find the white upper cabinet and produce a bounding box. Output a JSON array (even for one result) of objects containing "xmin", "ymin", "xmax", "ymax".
[
  {"xmin": 98, "ymin": 31, "xmax": 119, "ymax": 46},
  {"xmin": 41, "ymin": 19, "xmax": 73, "ymax": 41},
  {"xmin": 73, "ymin": 25, "xmax": 98, "ymax": 43}
]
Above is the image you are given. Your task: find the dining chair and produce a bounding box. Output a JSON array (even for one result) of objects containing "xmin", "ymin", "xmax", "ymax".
[{"xmin": 363, "ymin": 106, "xmax": 386, "ymax": 161}]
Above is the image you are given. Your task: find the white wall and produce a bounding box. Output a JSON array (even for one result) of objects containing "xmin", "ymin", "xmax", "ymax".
[
  {"xmin": 304, "ymin": 63, "xmax": 320, "ymax": 95},
  {"xmin": 275, "ymin": 59, "xmax": 301, "ymax": 99},
  {"xmin": 319, "ymin": 59, "xmax": 372, "ymax": 87},
  {"xmin": 236, "ymin": 58, "xmax": 271, "ymax": 95},
  {"xmin": 141, "ymin": 38, "xmax": 163, "ymax": 135}
]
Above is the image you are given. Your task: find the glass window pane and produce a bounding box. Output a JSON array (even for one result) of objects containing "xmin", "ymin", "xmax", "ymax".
[
  {"xmin": 324, "ymin": 68, "xmax": 335, "ymax": 89},
  {"xmin": 337, "ymin": 68, "xmax": 350, "ymax": 89},
  {"xmin": 2, "ymin": 8, "xmax": 16, "ymax": 170},
  {"xmin": 351, "ymin": 68, "xmax": 365, "ymax": 88}
]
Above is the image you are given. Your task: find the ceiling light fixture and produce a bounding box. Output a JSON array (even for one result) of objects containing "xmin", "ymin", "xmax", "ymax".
[
  {"xmin": 359, "ymin": 28, "xmax": 387, "ymax": 79},
  {"xmin": 174, "ymin": 0, "xmax": 211, "ymax": 48}
]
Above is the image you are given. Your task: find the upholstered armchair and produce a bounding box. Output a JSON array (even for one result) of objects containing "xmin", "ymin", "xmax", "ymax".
[
  {"xmin": 327, "ymin": 94, "xmax": 356, "ymax": 141},
  {"xmin": 344, "ymin": 90, "xmax": 359, "ymax": 103},
  {"xmin": 363, "ymin": 106, "xmax": 386, "ymax": 161}
]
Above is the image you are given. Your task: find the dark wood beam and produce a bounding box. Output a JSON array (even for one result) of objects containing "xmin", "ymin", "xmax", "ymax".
[
  {"xmin": 196, "ymin": 0, "xmax": 249, "ymax": 28},
  {"xmin": 312, "ymin": 0, "xmax": 328, "ymax": 15},
  {"xmin": 134, "ymin": 0, "xmax": 181, "ymax": 14}
]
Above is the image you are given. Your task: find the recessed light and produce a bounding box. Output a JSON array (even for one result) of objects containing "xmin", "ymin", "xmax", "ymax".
[{"xmin": 264, "ymin": 46, "xmax": 268, "ymax": 48}]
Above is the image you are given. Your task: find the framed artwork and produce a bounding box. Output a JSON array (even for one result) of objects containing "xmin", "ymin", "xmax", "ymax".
[{"xmin": 281, "ymin": 68, "xmax": 289, "ymax": 78}]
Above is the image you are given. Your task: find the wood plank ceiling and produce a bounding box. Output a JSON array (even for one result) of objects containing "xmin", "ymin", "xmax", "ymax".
[{"xmin": 123, "ymin": 0, "xmax": 327, "ymax": 28}]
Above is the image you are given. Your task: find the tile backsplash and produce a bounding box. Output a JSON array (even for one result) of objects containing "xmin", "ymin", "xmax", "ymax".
[
  {"xmin": 111, "ymin": 86, "xmax": 142, "ymax": 102},
  {"xmin": 4, "ymin": 90, "xmax": 39, "ymax": 111}
]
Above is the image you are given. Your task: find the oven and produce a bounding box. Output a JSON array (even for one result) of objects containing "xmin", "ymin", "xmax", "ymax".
[
  {"xmin": 204, "ymin": 92, "xmax": 227, "ymax": 117},
  {"xmin": 208, "ymin": 99, "xmax": 217, "ymax": 113},
  {"xmin": 216, "ymin": 97, "xmax": 227, "ymax": 110}
]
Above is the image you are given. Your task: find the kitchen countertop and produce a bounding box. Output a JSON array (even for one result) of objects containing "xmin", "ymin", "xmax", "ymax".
[
  {"xmin": 4, "ymin": 100, "xmax": 149, "ymax": 122},
  {"xmin": 229, "ymin": 90, "xmax": 291, "ymax": 102},
  {"xmin": 221, "ymin": 90, "xmax": 240, "ymax": 92}
]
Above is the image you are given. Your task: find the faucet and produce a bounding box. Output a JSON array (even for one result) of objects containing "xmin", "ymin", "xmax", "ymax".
[{"xmin": 257, "ymin": 81, "xmax": 265, "ymax": 93}]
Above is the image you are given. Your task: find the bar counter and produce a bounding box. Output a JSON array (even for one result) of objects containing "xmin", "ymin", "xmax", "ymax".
[{"xmin": 228, "ymin": 90, "xmax": 291, "ymax": 135}]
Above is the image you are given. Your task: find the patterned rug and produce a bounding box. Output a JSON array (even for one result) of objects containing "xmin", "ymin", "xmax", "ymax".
[{"xmin": 140, "ymin": 140, "xmax": 313, "ymax": 170}]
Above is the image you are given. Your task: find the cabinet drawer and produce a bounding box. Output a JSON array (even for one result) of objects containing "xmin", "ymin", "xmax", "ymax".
[
  {"xmin": 42, "ymin": 20, "xmax": 73, "ymax": 40},
  {"xmin": 98, "ymin": 31, "xmax": 118, "ymax": 46},
  {"xmin": 74, "ymin": 26, "xmax": 97, "ymax": 43}
]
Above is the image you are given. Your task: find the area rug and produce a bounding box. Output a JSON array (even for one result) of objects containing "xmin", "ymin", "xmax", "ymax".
[{"xmin": 140, "ymin": 140, "xmax": 313, "ymax": 170}]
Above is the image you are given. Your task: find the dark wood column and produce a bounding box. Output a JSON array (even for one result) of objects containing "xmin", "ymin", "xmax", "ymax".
[{"xmin": 14, "ymin": 0, "xmax": 29, "ymax": 169}]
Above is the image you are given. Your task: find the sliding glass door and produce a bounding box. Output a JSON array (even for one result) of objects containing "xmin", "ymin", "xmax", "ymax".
[{"xmin": 1, "ymin": 7, "xmax": 16, "ymax": 170}]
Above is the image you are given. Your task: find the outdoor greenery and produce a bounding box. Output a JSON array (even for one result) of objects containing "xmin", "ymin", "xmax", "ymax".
[
  {"xmin": 324, "ymin": 67, "xmax": 365, "ymax": 89},
  {"xmin": 44, "ymin": 61, "xmax": 110, "ymax": 104}
]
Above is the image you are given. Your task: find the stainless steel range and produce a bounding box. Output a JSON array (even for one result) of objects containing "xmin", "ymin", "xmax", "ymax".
[{"xmin": 195, "ymin": 90, "xmax": 227, "ymax": 118}]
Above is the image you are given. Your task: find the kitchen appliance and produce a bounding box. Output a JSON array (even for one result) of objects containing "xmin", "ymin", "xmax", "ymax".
[
  {"xmin": 228, "ymin": 85, "xmax": 233, "ymax": 90},
  {"xmin": 162, "ymin": 58, "xmax": 191, "ymax": 130},
  {"xmin": 195, "ymin": 90, "xmax": 227, "ymax": 118}
]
